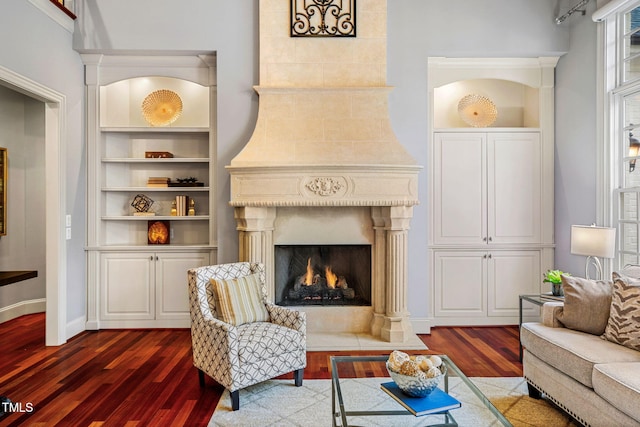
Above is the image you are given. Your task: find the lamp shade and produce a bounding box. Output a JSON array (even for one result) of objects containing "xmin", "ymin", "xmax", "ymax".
[{"xmin": 571, "ymin": 225, "xmax": 616, "ymax": 259}]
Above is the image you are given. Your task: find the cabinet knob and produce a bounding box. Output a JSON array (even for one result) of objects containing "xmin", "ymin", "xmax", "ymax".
[
  {"xmin": 488, "ymin": 254, "xmax": 492, "ymax": 259},
  {"xmin": 483, "ymin": 237, "xmax": 487, "ymax": 242},
  {"xmin": 488, "ymin": 237, "xmax": 493, "ymax": 242}
]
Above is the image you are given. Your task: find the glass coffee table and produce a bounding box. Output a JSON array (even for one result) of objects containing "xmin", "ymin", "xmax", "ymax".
[{"xmin": 331, "ymin": 355, "xmax": 512, "ymax": 427}]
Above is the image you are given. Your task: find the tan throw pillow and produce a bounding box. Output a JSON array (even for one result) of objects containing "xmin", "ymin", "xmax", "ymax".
[
  {"xmin": 556, "ymin": 275, "xmax": 612, "ymax": 335},
  {"xmin": 210, "ymin": 273, "xmax": 269, "ymax": 326},
  {"xmin": 602, "ymin": 272, "xmax": 640, "ymax": 351}
]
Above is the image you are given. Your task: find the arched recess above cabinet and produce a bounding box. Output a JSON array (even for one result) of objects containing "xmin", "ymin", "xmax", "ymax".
[{"xmin": 428, "ymin": 57, "xmax": 559, "ymax": 130}]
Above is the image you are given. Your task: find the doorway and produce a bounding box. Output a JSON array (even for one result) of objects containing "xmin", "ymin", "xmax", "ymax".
[{"xmin": 0, "ymin": 66, "xmax": 67, "ymax": 346}]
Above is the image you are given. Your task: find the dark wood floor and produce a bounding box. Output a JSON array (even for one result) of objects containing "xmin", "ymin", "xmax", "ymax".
[{"xmin": 0, "ymin": 313, "xmax": 522, "ymax": 426}]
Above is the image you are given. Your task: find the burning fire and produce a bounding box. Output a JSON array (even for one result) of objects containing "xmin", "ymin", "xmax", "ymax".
[
  {"xmin": 304, "ymin": 258, "xmax": 314, "ymax": 285},
  {"xmin": 325, "ymin": 266, "xmax": 337, "ymax": 289},
  {"xmin": 303, "ymin": 257, "xmax": 338, "ymax": 288}
]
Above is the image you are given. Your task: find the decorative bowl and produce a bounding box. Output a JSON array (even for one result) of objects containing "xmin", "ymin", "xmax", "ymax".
[
  {"xmin": 457, "ymin": 94, "xmax": 498, "ymax": 128},
  {"xmin": 141, "ymin": 89, "xmax": 183, "ymax": 126},
  {"xmin": 386, "ymin": 361, "xmax": 447, "ymax": 397}
]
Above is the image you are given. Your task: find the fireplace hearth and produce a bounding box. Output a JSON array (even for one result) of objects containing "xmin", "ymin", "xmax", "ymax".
[{"xmin": 275, "ymin": 245, "xmax": 371, "ymax": 307}]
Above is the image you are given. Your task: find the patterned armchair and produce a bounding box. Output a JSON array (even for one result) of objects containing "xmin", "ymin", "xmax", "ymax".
[{"xmin": 187, "ymin": 262, "xmax": 306, "ymax": 410}]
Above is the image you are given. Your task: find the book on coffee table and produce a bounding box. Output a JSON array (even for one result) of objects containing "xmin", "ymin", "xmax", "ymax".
[{"xmin": 380, "ymin": 382, "xmax": 461, "ymax": 416}]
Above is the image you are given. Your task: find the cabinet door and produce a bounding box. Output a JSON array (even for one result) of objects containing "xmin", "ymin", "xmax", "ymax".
[
  {"xmin": 433, "ymin": 133, "xmax": 487, "ymax": 245},
  {"xmin": 155, "ymin": 252, "xmax": 210, "ymax": 320},
  {"xmin": 487, "ymin": 133, "xmax": 542, "ymax": 244},
  {"xmin": 434, "ymin": 251, "xmax": 486, "ymax": 317},
  {"xmin": 487, "ymin": 250, "xmax": 541, "ymax": 317},
  {"xmin": 101, "ymin": 252, "xmax": 154, "ymax": 320}
]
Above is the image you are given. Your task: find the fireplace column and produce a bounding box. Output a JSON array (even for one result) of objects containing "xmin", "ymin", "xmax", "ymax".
[
  {"xmin": 234, "ymin": 206, "xmax": 276, "ymax": 301},
  {"xmin": 372, "ymin": 206, "xmax": 414, "ymax": 343}
]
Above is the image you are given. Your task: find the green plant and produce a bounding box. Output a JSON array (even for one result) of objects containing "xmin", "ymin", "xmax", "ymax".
[{"xmin": 543, "ymin": 269, "xmax": 569, "ymax": 284}]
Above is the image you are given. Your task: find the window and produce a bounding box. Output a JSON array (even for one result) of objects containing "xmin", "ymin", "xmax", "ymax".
[{"xmin": 604, "ymin": 2, "xmax": 640, "ymax": 268}]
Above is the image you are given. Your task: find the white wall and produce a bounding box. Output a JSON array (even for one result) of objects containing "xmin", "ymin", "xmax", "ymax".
[
  {"xmin": 0, "ymin": 87, "xmax": 46, "ymax": 310},
  {"xmin": 554, "ymin": 0, "xmax": 599, "ymax": 276},
  {"xmin": 72, "ymin": 0, "xmax": 578, "ymax": 324},
  {"xmin": 1, "ymin": 0, "xmax": 86, "ymax": 324}
]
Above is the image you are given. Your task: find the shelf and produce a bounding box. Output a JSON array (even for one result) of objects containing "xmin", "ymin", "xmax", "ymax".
[
  {"xmin": 433, "ymin": 127, "xmax": 541, "ymax": 133},
  {"xmin": 101, "ymin": 127, "xmax": 209, "ymax": 133},
  {"xmin": 102, "ymin": 158, "xmax": 210, "ymax": 163},
  {"xmin": 92, "ymin": 244, "xmax": 216, "ymax": 251},
  {"xmin": 102, "ymin": 187, "xmax": 210, "ymax": 192},
  {"xmin": 102, "ymin": 215, "xmax": 210, "ymax": 221}
]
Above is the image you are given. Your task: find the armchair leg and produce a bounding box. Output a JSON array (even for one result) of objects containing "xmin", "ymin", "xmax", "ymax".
[
  {"xmin": 230, "ymin": 390, "xmax": 240, "ymax": 411},
  {"xmin": 198, "ymin": 369, "xmax": 205, "ymax": 388},
  {"xmin": 294, "ymin": 368, "xmax": 304, "ymax": 387}
]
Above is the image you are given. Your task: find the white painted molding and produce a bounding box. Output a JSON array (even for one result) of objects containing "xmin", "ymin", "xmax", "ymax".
[
  {"xmin": 28, "ymin": 0, "xmax": 74, "ymax": 33},
  {"xmin": 66, "ymin": 315, "xmax": 87, "ymax": 340},
  {"xmin": 410, "ymin": 317, "xmax": 432, "ymax": 334},
  {"xmin": 592, "ymin": 0, "xmax": 638, "ymax": 21},
  {"xmin": 0, "ymin": 299, "xmax": 46, "ymax": 324}
]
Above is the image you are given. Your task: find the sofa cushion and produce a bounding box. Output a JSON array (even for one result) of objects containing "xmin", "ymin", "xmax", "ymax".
[
  {"xmin": 556, "ymin": 275, "xmax": 612, "ymax": 335},
  {"xmin": 593, "ymin": 362, "xmax": 640, "ymax": 422},
  {"xmin": 237, "ymin": 321, "xmax": 305, "ymax": 365},
  {"xmin": 602, "ymin": 273, "xmax": 640, "ymax": 351},
  {"xmin": 521, "ymin": 322, "xmax": 640, "ymax": 388},
  {"xmin": 210, "ymin": 273, "xmax": 270, "ymax": 326}
]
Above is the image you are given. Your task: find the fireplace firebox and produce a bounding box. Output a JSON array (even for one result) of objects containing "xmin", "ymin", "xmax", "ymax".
[{"xmin": 275, "ymin": 245, "xmax": 371, "ymax": 306}]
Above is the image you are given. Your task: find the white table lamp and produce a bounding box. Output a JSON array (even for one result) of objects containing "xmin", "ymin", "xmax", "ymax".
[{"xmin": 570, "ymin": 224, "xmax": 616, "ymax": 280}]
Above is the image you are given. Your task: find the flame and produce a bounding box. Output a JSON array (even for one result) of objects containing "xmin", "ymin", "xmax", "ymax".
[
  {"xmin": 325, "ymin": 266, "xmax": 337, "ymax": 289},
  {"xmin": 304, "ymin": 258, "xmax": 314, "ymax": 286}
]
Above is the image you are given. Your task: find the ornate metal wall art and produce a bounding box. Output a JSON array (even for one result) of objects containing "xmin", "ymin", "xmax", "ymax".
[{"xmin": 291, "ymin": 0, "xmax": 356, "ymax": 37}]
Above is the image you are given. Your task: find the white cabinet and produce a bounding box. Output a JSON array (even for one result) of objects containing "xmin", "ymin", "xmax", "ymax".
[
  {"xmin": 100, "ymin": 251, "xmax": 210, "ymax": 327},
  {"xmin": 433, "ymin": 131, "xmax": 542, "ymax": 246},
  {"xmin": 427, "ymin": 57, "xmax": 557, "ymax": 327},
  {"xmin": 433, "ymin": 250, "xmax": 541, "ymax": 323},
  {"xmin": 83, "ymin": 54, "xmax": 217, "ymax": 330}
]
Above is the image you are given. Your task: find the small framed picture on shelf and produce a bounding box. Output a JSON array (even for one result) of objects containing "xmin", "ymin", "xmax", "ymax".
[{"xmin": 148, "ymin": 220, "xmax": 170, "ymax": 245}]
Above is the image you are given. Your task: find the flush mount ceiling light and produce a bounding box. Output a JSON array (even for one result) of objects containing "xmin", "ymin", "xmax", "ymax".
[
  {"xmin": 291, "ymin": 0, "xmax": 356, "ymax": 37},
  {"xmin": 457, "ymin": 94, "xmax": 498, "ymax": 128}
]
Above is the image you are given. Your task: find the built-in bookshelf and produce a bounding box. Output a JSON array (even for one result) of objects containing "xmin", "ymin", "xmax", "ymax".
[{"xmin": 82, "ymin": 53, "xmax": 217, "ymax": 329}]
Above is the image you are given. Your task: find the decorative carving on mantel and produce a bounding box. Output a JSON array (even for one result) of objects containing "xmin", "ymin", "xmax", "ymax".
[{"xmin": 305, "ymin": 177, "xmax": 344, "ymax": 196}]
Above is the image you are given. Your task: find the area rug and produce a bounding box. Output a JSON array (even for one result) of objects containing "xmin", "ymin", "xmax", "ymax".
[{"xmin": 209, "ymin": 377, "xmax": 580, "ymax": 426}]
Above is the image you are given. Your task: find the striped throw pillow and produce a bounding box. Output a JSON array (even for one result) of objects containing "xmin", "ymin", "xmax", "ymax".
[
  {"xmin": 602, "ymin": 272, "xmax": 640, "ymax": 351},
  {"xmin": 210, "ymin": 273, "xmax": 269, "ymax": 326}
]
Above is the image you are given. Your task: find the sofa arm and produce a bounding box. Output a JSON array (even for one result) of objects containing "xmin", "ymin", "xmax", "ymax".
[
  {"xmin": 541, "ymin": 301, "xmax": 564, "ymax": 327},
  {"xmin": 266, "ymin": 303, "xmax": 306, "ymax": 337}
]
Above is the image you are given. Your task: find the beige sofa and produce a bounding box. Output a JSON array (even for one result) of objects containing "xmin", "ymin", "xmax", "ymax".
[{"xmin": 521, "ymin": 277, "xmax": 640, "ymax": 427}]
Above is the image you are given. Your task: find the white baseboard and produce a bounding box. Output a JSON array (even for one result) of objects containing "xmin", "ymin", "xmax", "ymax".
[
  {"xmin": 66, "ymin": 315, "xmax": 86, "ymax": 340},
  {"xmin": 411, "ymin": 317, "xmax": 432, "ymax": 334},
  {"xmin": 0, "ymin": 298, "xmax": 46, "ymax": 324}
]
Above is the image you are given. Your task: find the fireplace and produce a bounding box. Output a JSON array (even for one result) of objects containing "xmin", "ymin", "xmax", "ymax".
[
  {"xmin": 226, "ymin": 0, "xmax": 421, "ymax": 343},
  {"xmin": 275, "ymin": 245, "xmax": 371, "ymax": 307}
]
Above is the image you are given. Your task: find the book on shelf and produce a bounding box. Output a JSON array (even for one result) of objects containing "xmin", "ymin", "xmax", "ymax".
[
  {"xmin": 147, "ymin": 177, "xmax": 171, "ymax": 187},
  {"xmin": 175, "ymin": 195, "xmax": 189, "ymax": 216},
  {"xmin": 380, "ymin": 382, "xmax": 461, "ymax": 417}
]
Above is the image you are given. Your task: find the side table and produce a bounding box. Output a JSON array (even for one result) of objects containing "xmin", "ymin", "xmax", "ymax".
[{"xmin": 518, "ymin": 294, "xmax": 564, "ymax": 362}]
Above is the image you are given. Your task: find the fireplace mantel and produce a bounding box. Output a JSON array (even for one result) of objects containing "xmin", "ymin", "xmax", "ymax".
[{"xmin": 226, "ymin": 164, "xmax": 421, "ymax": 208}]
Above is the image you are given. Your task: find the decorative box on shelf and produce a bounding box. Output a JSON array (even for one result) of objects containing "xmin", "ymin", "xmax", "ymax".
[{"xmin": 145, "ymin": 151, "xmax": 174, "ymax": 158}]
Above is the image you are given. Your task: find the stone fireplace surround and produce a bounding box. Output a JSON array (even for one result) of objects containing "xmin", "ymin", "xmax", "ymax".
[{"xmin": 226, "ymin": 0, "xmax": 423, "ymax": 347}]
